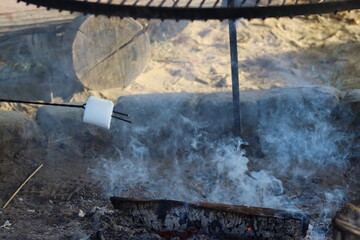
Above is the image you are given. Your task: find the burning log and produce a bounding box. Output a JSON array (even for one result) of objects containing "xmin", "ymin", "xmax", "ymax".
[
  {"xmin": 333, "ymin": 203, "xmax": 360, "ymax": 240},
  {"xmin": 110, "ymin": 197, "xmax": 309, "ymax": 239}
]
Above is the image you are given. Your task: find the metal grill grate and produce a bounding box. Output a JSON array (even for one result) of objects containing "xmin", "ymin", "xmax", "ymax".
[{"xmin": 19, "ymin": 0, "xmax": 360, "ymax": 20}]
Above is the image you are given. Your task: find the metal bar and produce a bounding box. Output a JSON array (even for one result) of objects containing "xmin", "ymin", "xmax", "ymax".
[
  {"xmin": 112, "ymin": 110, "xmax": 129, "ymax": 116},
  {"xmin": 111, "ymin": 115, "xmax": 132, "ymax": 123},
  {"xmin": 185, "ymin": 0, "xmax": 192, "ymax": 8},
  {"xmin": 212, "ymin": 0, "xmax": 220, "ymax": 7},
  {"xmin": 0, "ymin": 98, "xmax": 85, "ymax": 108},
  {"xmin": 228, "ymin": 20, "xmax": 241, "ymax": 137},
  {"xmin": 145, "ymin": 0, "xmax": 154, "ymax": 6},
  {"xmin": 0, "ymin": 98, "xmax": 131, "ymax": 124},
  {"xmin": 173, "ymin": 0, "xmax": 181, "ymax": 7},
  {"xmin": 159, "ymin": 0, "xmax": 167, "ymax": 7}
]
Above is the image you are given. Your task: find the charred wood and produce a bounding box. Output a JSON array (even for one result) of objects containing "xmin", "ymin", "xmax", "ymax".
[{"xmin": 110, "ymin": 197, "xmax": 309, "ymax": 239}]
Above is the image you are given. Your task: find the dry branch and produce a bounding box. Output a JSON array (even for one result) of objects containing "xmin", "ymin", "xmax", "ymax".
[{"xmin": 2, "ymin": 164, "xmax": 43, "ymax": 209}]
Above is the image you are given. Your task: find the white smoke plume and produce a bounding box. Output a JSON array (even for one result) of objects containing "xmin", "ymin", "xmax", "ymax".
[{"xmin": 90, "ymin": 88, "xmax": 354, "ymax": 239}]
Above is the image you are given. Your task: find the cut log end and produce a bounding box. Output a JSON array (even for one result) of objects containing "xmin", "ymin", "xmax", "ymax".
[{"xmin": 72, "ymin": 16, "xmax": 150, "ymax": 90}]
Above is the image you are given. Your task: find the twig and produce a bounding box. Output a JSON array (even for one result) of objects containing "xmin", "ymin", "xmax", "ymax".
[
  {"xmin": 48, "ymin": 137, "xmax": 73, "ymax": 144},
  {"xmin": 2, "ymin": 164, "xmax": 43, "ymax": 209}
]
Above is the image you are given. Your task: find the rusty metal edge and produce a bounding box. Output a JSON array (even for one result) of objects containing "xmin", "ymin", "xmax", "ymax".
[{"xmin": 18, "ymin": 0, "xmax": 360, "ymax": 20}]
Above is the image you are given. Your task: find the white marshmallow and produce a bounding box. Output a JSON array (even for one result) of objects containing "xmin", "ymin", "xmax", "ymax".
[{"xmin": 83, "ymin": 96, "xmax": 114, "ymax": 129}]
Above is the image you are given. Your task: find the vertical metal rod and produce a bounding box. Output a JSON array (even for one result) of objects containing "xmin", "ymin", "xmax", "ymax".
[{"xmin": 228, "ymin": 19, "xmax": 241, "ymax": 137}]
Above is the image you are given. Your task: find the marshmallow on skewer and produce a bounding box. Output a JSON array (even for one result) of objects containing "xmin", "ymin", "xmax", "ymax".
[{"xmin": 83, "ymin": 96, "xmax": 114, "ymax": 129}]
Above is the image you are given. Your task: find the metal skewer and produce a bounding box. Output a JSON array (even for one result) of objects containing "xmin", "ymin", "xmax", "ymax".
[
  {"xmin": 112, "ymin": 114, "xmax": 132, "ymax": 123},
  {"xmin": 0, "ymin": 98, "xmax": 85, "ymax": 109},
  {"xmin": 0, "ymin": 98, "xmax": 131, "ymax": 124},
  {"xmin": 112, "ymin": 110, "xmax": 129, "ymax": 117}
]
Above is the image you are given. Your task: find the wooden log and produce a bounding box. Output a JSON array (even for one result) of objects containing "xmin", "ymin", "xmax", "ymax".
[
  {"xmin": 110, "ymin": 197, "xmax": 309, "ymax": 240},
  {"xmin": 8, "ymin": 15, "xmax": 150, "ymax": 101},
  {"xmin": 72, "ymin": 16, "xmax": 150, "ymax": 90},
  {"xmin": 0, "ymin": 0, "xmax": 79, "ymax": 37},
  {"xmin": 333, "ymin": 203, "xmax": 360, "ymax": 240}
]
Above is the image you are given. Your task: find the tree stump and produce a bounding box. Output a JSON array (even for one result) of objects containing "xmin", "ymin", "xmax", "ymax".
[{"xmin": 72, "ymin": 16, "xmax": 150, "ymax": 90}]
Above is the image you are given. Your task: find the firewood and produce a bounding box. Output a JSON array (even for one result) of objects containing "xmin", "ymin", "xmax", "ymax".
[
  {"xmin": 333, "ymin": 203, "xmax": 360, "ymax": 240},
  {"xmin": 110, "ymin": 197, "xmax": 309, "ymax": 240}
]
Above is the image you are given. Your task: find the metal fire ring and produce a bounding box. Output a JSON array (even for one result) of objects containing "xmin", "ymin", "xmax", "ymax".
[{"xmin": 18, "ymin": 0, "xmax": 360, "ymax": 20}]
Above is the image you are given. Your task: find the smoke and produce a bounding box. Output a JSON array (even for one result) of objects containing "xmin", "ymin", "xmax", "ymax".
[
  {"xmin": 93, "ymin": 135, "xmax": 291, "ymax": 209},
  {"xmin": 255, "ymin": 87, "xmax": 353, "ymax": 238},
  {"xmin": 90, "ymin": 88, "xmax": 354, "ymax": 239},
  {"xmin": 258, "ymin": 87, "xmax": 352, "ymax": 176}
]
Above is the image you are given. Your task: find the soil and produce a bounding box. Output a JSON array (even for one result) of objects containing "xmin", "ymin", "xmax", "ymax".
[
  {"xmin": 0, "ymin": 141, "xmax": 160, "ymax": 240},
  {"xmin": 0, "ymin": 2, "xmax": 360, "ymax": 240}
]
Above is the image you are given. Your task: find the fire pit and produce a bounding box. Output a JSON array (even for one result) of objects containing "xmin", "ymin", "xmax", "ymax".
[
  {"xmin": 1, "ymin": 0, "xmax": 360, "ymax": 239},
  {"xmin": 0, "ymin": 86, "xmax": 360, "ymax": 239}
]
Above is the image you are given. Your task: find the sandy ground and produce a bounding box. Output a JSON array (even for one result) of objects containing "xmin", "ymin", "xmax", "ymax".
[
  {"xmin": 122, "ymin": 12, "xmax": 360, "ymax": 94},
  {"xmin": 0, "ymin": 4, "xmax": 360, "ymax": 240},
  {"xmin": 67, "ymin": 11, "xmax": 360, "ymax": 104},
  {"xmin": 1, "ymin": 7, "xmax": 360, "ymax": 107}
]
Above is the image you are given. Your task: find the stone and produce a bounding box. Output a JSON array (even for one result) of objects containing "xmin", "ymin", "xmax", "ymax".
[
  {"xmin": 343, "ymin": 89, "xmax": 360, "ymax": 115},
  {"xmin": 112, "ymin": 91, "xmax": 265, "ymax": 158},
  {"xmin": 257, "ymin": 86, "xmax": 343, "ymax": 115},
  {"xmin": 196, "ymin": 91, "xmax": 265, "ymax": 156},
  {"xmin": 33, "ymin": 87, "xmax": 350, "ymax": 160},
  {"xmin": 112, "ymin": 92, "xmax": 197, "ymax": 159},
  {"xmin": 35, "ymin": 104, "xmax": 113, "ymax": 149},
  {"xmin": 256, "ymin": 86, "xmax": 348, "ymax": 159},
  {"xmin": 343, "ymin": 89, "xmax": 360, "ymax": 103},
  {"xmin": 0, "ymin": 110, "xmax": 44, "ymax": 148},
  {"xmin": 111, "ymin": 86, "xmax": 352, "ymax": 160},
  {"xmin": 342, "ymin": 89, "xmax": 360, "ymax": 160}
]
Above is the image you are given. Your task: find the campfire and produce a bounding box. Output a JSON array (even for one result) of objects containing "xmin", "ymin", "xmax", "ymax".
[
  {"xmin": 1, "ymin": 1, "xmax": 360, "ymax": 239},
  {"xmin": 110, "ymin": 197, "xmax": 309, "ymax": 239},
  {"xmin": 1, "ymin": 86, "xmax": 359, "ymax": 239}
]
